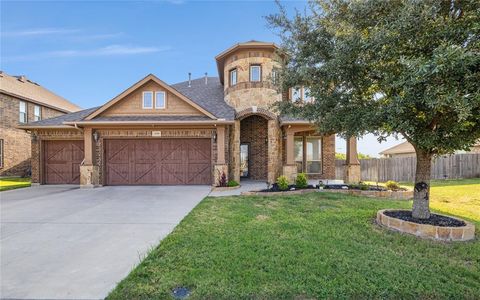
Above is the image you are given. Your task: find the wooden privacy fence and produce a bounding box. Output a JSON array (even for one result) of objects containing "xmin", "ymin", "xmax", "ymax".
[{"xmin": 335, "ymin": 153, "xmax": 480, "ymax": 182}]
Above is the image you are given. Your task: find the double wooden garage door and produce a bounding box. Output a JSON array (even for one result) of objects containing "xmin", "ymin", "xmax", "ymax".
[
  {"xmin": 105, "ymin": 139, "xmax": 211, "ymax": 185},
  {"xmin": 43, "ymin": 139, "xmax": 211, "ymax": 185}
]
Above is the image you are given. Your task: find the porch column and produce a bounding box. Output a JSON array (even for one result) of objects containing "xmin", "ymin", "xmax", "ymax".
[
  {"xmin": 267, "ymin": 119, "xmax": 280, "ymax": 184},
  {"xmin": 216, "ymin": 126, "xmax": 225, "ymax": 164},
  {"xmin": 80, "ymin": 128, "xmax": 99, "ymax": 188},
  {"xmin": 232, "ymin": 120, "xmax": 241, "ymax": 182},
  {"xmin": 283, "ymin": 129, "xmax": 297, "ymax": 183},
  {"xmin": 344, "ymin": 136, "xmax": 361, "ymax": 183},
  {"xmin": 213, "ymin": 126, "xmax": 228, "ymax": 186}
]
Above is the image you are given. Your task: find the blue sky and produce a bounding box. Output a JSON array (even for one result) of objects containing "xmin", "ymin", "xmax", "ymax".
[{"xmin": 1, "ymin": 0, "xmax": 403, "ymax": 156}]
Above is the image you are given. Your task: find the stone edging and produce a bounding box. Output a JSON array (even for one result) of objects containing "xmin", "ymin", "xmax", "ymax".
[
  {"xmin": 211, "ymin": 185, "xmax": 241, "ymax": 192},
  {"xmin": 321, "ymin": 189, "xmax": 413, "ymax": 200},
  {"xmin": 377, "ymin": 209, "xmax": 475, "ymax": 242},
  {"xmin": 241, "ymin": 189, "xmax": 318, "ymax": 196}
]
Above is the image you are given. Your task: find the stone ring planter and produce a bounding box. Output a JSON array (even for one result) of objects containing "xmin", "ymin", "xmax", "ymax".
[{"xmin": 377, "ymin": 209, "xmax": 475, "ymax": 242}]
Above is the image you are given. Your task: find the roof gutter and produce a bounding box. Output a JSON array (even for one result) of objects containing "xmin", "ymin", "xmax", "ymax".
[{"xmin": 63, "ymin": 120, "xmax": 235, "ymax": 126}]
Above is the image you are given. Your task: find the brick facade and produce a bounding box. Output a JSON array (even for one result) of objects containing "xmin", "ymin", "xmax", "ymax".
[
  {"xmin": 0, "ymin": 93, "xmax": 65, "ymax": 176},
  {"xmin": 240, "ymin": 115, "xmax": 268, "ymax": 180}
]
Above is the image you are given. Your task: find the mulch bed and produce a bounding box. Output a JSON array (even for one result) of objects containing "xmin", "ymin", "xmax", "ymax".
[
  {"xmin": 260, "ymin": 184, "xmax": 317, "ymax": 193},
  {"xmin": 384, "ymin": 210, "xmax": 466, "ymax": 227}
]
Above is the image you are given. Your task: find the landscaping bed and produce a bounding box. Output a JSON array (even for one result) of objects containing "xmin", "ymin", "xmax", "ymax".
[
  {"xmin": 107, "ymin": 179, "xmax": 480, "ymax": 299},
  {"xmin": 377, "ymin": 209, "xmax": 475, "ymax": 241}
]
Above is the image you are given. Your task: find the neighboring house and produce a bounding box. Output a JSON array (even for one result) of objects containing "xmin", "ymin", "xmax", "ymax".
[
  {"xmin": 0, "ymin": 71, "xmax": 81, "ymax": 176},
  {"xmin": 20, "ymin": 41, "xmax": 342, "ymax": 186},
  {"xmin": 379, "ymin": 141, "xmax": 480, "ymax": 158}
]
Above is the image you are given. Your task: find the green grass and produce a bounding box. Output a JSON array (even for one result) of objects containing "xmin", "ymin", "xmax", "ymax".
[
  {"xmin": 108, "ymin": 179, "xmax": 480, "ymax": 299},
  {"xmin": 0, "ymin": 177, "xmax": 31, "ymax": 191}
]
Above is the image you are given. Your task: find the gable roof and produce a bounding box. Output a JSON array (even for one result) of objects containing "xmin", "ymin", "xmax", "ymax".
[
  {"xmin": 379, "ymin": 141, "xmax": 415, "ymax": 155},
  {"xmin": 171, "ymin": 77, "xmax": 235, "ymax": 120},
  {"xmin": 19, "ymin": 75, "xmax": 235, "ymax": 128},
  {"xmin": 85, "ymin": 74, "xmax": 218, "ymax": 120},
  {"xmin": 0, "ymin": 71, "xmax": 81, "ymax": 113}
]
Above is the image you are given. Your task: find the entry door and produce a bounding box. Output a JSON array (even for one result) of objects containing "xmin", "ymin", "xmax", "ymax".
[{"xmin": 240, "ymin": 143, "xmax": 249, "ymax": 178}]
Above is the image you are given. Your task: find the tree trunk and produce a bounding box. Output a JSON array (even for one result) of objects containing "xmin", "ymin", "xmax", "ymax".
[{"xmin": 412, "ymin": 148, "xmax": 432, "ymax": 219}]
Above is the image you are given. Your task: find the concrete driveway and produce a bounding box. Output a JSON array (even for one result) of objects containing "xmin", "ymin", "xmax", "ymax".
[{"xmin": 0, "ymin": 185, "xmax": 211, "ymax": 300}]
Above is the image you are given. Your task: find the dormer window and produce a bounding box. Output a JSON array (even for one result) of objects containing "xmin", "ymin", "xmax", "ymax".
[
  {"xmin": 250, "ymin": 65, "xmax": 261, "ymax": 82},
  {"xmin": 155, "ymin": 91, "xmax": 166, "ymax": 109},
  {"xmin": 229, "ymin": 68, "xmax": 237, "ymax": 86},
  {"xmin": 142, "ymin": 91, "xmax": 153, "ymax": 109}
]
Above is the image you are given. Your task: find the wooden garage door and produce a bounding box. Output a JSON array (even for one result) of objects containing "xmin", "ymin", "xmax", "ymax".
[
  {"xmin": 44, "ymin": 140, "xmax": 84, "ymax": 184},
  {"xmin": 105, "ymin": 139, "xmax": 211, "ymax": 185}
]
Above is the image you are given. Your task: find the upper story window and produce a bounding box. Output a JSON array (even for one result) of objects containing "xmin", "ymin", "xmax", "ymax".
[
  {"xmin": 19, "ymin": 101, "xmax": 27, "ymax": 123},
  {"xmin": 34, "ymin": 105, "xmax": 42, "ymax": 121},
  {"xmin": 142, "ymin": 91, "xmax": 153, "ymax": 109},
  {"xmin": 155, "ymin": 91, "xmax": 166, "ymax": 109},
  {"xmin": 250, "ymin": 65, "xmax": 261, "ymax": 82},
  {"xmin": 229, "ymin": 68, "xmax": 237, "ymax": 86},
  {"xmin": 291, "ymin": 87, "xmax": 314, "ymax": 103},
  {"xmin": 272, "ymin": 68, "xmax": 278, "ymax": 85},
  {"xmin": 292, "ymin": 87, "xmax": 302, "ymax": 101},
  {"xmin": 303, "ymin": 87, "xmax": 314, "ymax": 103}
]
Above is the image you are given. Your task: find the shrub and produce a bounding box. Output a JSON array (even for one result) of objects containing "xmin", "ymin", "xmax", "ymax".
[
  {"xmin": 217, "ymin": 171, "xmax": 227, "ymax": 187},
  {"xmin": 385, "ymin": 180, "xmax": 400, "ymax": 191},
  {"xmin": 277, "ymin": 175, "xmax": 289, "ymax": 191},
  {"xmin": 227, "ymin": 180, "xmax": 239, "ymax": 187},
  {"xmin": 296, "ymin": 173, "xmax": 308, "ymax": 189}
]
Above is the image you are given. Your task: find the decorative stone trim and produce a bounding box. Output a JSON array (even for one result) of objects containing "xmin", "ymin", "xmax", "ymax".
[
  {"xmin": 377, "ymin": 209, "xmax": 475, "ymax": 242},
  {"xmin": 225, "ymin": 81, "xmax": 277, "ymax": 96},
  {"xmin": 321, "ymin": 189, "xmax": 413, "ymax": 200},
  {"xmin": 236, "ymin": 107, "xmax": 277, "ymax": 120},
  {"xmin": 241, "ymin": 189, "xmax": 318, "ymax": 196}
]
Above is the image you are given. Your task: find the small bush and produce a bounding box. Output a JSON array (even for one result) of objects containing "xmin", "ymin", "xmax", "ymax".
[
  {"xmin": 227, "ymin": 180, "xmax": 239, "ymax": 187},
  {"xmin": 296, "ymin": 173, "xmax": 308, "ymax": 189},
  {"xmin": 385, "ymin": 180, "xmax": 400, "ymax": 191},
  {"xmin": 277, "ymin": 175, "xmax": 289, "ymax": 191}
]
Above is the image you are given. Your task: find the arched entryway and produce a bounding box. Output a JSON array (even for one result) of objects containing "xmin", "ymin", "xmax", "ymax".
[{"xmin": 239, "ymin": 115, "xmax": 268, "ymax": 180}]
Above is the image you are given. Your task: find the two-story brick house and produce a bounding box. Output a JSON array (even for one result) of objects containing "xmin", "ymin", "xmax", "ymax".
[
  {"xmin": 0, "ymin": 71, "xmax": 81, "ymax": 177},
  {"xmin": 20, "ymin": 41, "xmax": 361, "ymax": 186}
]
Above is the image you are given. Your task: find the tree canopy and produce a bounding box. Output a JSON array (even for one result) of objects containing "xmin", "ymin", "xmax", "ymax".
[{"xmin": 268, "ymin": 0, "xmax": 480, "ymax": 218}]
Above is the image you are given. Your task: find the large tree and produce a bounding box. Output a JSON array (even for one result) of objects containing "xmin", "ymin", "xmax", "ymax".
[{"xmin": 268, "ymin": 0, "xmax": 480, "ymax": 219}]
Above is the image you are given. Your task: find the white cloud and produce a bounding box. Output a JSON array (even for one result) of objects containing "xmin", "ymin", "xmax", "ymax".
[
  {"xmin": 70, "ymin": 32, "xmax": 124, "ymax": 41},
  {"xmin": 4, "ymin": 45, "xmax": 170, "ymax": 61},
  {"xmin": 2, "ymin": 28, "xmax": 80, "ymax": 37}
]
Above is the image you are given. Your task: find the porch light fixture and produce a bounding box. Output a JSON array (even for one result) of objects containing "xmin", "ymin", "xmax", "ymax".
[
  {"xmin": 93, "ymin": 131, "xmax": 99, "ymax": 143},
  {"xmin": 213, "ymin": 132, "xmax": 217, "ymax": 143},
  {"xmin": 31, "ymin": 132, "xmax": 38, "ymax": 142}
]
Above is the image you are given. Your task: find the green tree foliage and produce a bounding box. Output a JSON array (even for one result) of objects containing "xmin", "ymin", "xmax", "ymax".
[{"xmin": 268, "ymin": 0, "xmax": 480, "ymax": 218}]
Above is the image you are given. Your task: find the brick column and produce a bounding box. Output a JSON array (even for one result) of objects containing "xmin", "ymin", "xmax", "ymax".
[
  {"xmin": 344, "ymin": 136, "xmax": 361, "ymax": 183},
  {"xmin": 282, "ymin": 129, "xmax": 297, "ymax": 183},
  {"xmin": 231, "ymin": 120, "xmax": 241, "ymax": 182},
  {"xmin": 213, "ymin": 126, "xmax": 228, "ymax": 186},
  {"xmin": 267, "ymin": 119, "xmax": 280, "ymax": 184},
  {"xmin": 80, "ymin": 128, "xmax": 100, "ymax": 187}
]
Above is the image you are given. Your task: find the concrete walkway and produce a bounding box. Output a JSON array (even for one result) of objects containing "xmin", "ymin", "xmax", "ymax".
[{"xmin": 0, "ymin": 185, "xmax": 210, "ymax": 300}]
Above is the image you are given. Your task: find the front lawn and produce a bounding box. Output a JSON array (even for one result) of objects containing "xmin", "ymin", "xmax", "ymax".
[
  {"xmin": 108, "ymin": 179, "xmax": 480, "ymax": 299},
  {"xmin": 0, "ymin": 177, "xmax": 31, "ymax": 192}
]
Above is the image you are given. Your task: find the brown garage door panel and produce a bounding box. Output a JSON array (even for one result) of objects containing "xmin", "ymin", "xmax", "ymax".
[
  {"xmin": 44, "ymin": 140, "xmax": 84, "ymax": 184},
  {"xmin": 105, "ymin": 139, "xmax": 211, "ymax": 185}
]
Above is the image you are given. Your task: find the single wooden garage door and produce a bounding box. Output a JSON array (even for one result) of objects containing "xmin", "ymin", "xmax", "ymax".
[
  {"xmin": 44, "ymin": 140, "xmax": 84, "ymax": 184},
  {"xmin": 105, "ymin": 139, "xmax": 211, "ymax": 185}
]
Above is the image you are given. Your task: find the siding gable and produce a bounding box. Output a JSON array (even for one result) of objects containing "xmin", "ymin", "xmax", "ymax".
[{"xmin": 99, "ymin": 80, "xmax": 204, "ymax": 117}]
